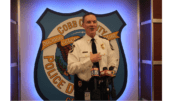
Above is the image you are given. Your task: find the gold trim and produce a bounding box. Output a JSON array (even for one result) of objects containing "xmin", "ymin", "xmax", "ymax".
[
  {"xmin": 151, "ymin": 0, "xmax": 154, "ymax": 100},
  {"xmin": 138, "ymin": 0, "xmax": 141, "ymax": 100},
  {"xmin": 153, "ymin": 61, "xmax": 162, "ymax": 65},
  {"xmin": 152, "ymin": 19, "xmax": 162, "ymax": 23},
  {"xmin": 18, "ymin": 0, "xmax": 21, "ymax": 100}
]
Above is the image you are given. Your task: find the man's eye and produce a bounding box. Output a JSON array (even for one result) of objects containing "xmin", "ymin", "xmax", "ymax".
[
  {"xmin": 87, "ymin": 21, "xmax": 91, "ymax": 23},
  {"xmin": 93, "ymin": 21, "xmax": 97, "ymax": 23}
]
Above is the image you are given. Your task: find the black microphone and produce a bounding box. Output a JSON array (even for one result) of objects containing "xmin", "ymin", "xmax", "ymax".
[
  {"xmin": 102, "ymin": 67, "xmax": 108, "ymax": 90},
  {"xmin": 102, "ymin": 67, "xmax": 108, "ymax": 88},
  {"xmin": 91, "ymin": 65, "xmax": 99, "ymax": 89},
  {"xmin": 109, "ymin": 66, "xmax": 116, "ymax": 98},
  {"xmin": 102, "ymin": 67, "xmax": 110, "ymax": 100},
  {"xmin": 91, "ymin": 65, "xmax": 101, "ymax": 100},
  {"xmin": 103, "ymin": 67, "xmax": 107, "ymax": 71}
]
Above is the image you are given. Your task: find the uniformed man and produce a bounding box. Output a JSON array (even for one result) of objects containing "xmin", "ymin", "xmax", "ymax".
[{"xmin": 67, "ymin": 13, "xmax": 118, "ymax": 100}]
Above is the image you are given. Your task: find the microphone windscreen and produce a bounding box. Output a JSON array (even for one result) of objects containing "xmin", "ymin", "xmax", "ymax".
[
  {"xmin": 109, "ymin": 66, "xmax": 114, "ymax": 70},
  {"xmin": 103, "ymin": 67, "xmax": 107, "ymax": 70}
]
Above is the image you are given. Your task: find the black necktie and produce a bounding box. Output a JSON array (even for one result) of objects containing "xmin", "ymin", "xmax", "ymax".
[
  {"xmin": 91, "ymin": 38, "xmax": 101, "ymax": 100},
  {"xmin": 91, "ymin": 38, "xmax": 99, "ymax": 68}
]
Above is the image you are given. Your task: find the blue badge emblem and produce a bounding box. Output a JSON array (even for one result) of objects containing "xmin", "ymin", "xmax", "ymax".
[{"xmin": 34, "ymin": 8, "xmax": 127, "ymax": 100}]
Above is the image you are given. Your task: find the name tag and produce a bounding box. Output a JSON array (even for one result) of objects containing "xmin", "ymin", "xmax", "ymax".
[{"xmin": 82, "ymin": 51, "xmax": 88, "ymax": 53}]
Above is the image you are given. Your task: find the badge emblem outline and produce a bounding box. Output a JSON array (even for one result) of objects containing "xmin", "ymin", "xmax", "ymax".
[{"xmin": 34, "ymin": 8, "xmax": 127, "ymax": 100}]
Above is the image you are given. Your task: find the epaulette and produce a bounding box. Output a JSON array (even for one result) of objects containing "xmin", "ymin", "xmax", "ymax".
[
  {"xmin": 99, "ymin": 35, "xmax": 108, "ymax": 40},
  {"xmin": 74, "ymin": 36, "xmax": 83, "ymax": 42},
  {"xmin": 99, "ymin": 35, "xmax": 114, "ymax": 50}
]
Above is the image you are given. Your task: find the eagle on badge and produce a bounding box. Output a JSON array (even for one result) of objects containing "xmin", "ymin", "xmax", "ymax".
[{"xmin": 55, "ymin": 42, "xmax": 72, "ymax": 80}]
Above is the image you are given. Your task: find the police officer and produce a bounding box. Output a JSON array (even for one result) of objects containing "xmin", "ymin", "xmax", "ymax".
[{"xmin": 67, "ymin": 13, "xmax": 118, "ymax": 100}]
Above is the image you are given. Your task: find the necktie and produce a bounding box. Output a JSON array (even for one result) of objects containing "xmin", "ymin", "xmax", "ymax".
[{"xmin": 91, "ymin": 38, "xmax": 99, "ymax": 68}]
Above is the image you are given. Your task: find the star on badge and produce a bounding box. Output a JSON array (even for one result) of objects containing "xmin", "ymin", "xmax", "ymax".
[{"xmin": 101, "ymin": 43, "xmax": 105, "ymax": 49}]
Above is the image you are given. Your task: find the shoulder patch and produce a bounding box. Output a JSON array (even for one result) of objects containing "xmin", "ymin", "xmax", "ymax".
[
  {"xmin": 69, "ymin": 44, "xmax": 75, "ymax": 53},
  {"xmin": 74, "ymin": 37, "xmax": 83, "ymax": 42},
  {"xmin": 99, "ymin": 35, "xmax": 108, "ymax": 40}
]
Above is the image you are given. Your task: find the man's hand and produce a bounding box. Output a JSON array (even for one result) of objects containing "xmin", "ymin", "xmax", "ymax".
[{"xmin": 90, "ymin": 52, "xmax": 102, "ymax": 63}]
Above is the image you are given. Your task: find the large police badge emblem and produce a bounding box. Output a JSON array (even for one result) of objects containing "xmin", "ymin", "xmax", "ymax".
[{"xmin": 34, "ymin": 8, "xmax": 127, "ymax": 100}]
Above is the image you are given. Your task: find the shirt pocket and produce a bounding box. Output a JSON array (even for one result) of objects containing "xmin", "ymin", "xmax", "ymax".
[{"xmin": 79, "ymin": 51, "xmax": 90, "ymax": 61}]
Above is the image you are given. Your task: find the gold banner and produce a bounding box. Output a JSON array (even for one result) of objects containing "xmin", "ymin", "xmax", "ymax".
[
  {"xmin": 41, "ymin": 35, "xmax": 64, "ymax": 50},
  {"xmin": 61, "ymin": 36, "xmax": 80, "ymax": 46},
  {"xmin": 41, "ymin": 31, "xmax": 119, "ymax": 50},
  {"xmin": 103, "ymin": 31, "xmax": 119, "ymax": 40}
]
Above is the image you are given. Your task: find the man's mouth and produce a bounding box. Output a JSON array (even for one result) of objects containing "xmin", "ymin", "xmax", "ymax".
[{"xmin": 90, "ymin": 28, "xmax": 94, "ymax": 31}]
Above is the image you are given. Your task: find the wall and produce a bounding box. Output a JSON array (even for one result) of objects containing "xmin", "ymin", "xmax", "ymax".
[{"xmin": 19, "ymin": 0, "xmax": 138, "ymax": 100}]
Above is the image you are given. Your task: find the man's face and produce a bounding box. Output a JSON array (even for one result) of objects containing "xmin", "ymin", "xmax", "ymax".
[{"xmin": 82, "ymin": 14, "xmax": 97, "ymax": 37}]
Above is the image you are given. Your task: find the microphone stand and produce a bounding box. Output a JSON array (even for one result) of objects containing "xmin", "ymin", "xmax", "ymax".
[
  {"xmin": 91, "ymin": 66, "xmax": 101, "ymax": 100},
  {"xmin": 109, "ymin": 66, "xmax": 116, "ymax": 99},
  {"xmin": 101, "ymin": 67, "xmax": 110, "ymax": 100}
]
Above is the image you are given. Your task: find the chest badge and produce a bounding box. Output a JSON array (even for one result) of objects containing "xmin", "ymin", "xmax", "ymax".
[{"xmin": 101, "ymin": 44, "xmax": 105, "ymax": 50}]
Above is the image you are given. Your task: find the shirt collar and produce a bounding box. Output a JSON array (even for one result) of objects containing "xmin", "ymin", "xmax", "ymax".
[{"xmin": 84, "ymin": 34, "xmax": 98, "ymax": 44}]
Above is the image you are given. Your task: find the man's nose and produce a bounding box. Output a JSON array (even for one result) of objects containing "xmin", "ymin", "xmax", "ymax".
[{"xmin": 90, "ymin": 22, "xmax": 96, "ymax": 26}]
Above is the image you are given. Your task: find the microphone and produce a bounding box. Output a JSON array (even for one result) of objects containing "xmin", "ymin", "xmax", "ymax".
[
  {"xmin": 103, "ymin": 67, "xmax": 107, "ymax": 71},
  {"xmin": 109, "ymin": 66, "xmax": 116, "ymax": 77},
  {"xmin": 102, "ymin": 67, "xmax": 110, "ymax": 100},
  {"xmin": 91, "ymin": 65, "xmax": 101, "ymax": 100},
  {"xmin": 91, "ymin": 65, "xmax": 99, "ymax": 89},
  {"xmin": 100, "ymin": 67, "xmax": 112, "ymax": 76},
  {"xmin": 102, "ymin": 67, "xmax": 108, "ymax": 88},
  {"xmin": 109, "ymin": 66, "xmax": 116, "ymax": 98}
]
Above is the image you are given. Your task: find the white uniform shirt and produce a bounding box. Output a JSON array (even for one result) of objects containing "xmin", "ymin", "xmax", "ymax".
[{"xmin": 67, "ymin": 34, "xmax": 119, "ymax": 81}]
